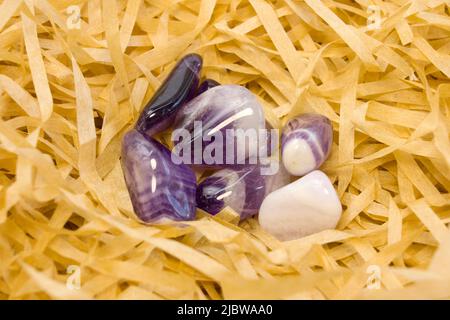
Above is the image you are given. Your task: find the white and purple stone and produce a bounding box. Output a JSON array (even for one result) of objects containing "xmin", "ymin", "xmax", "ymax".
[
  {"xmin": 195, "ymin": 80, "xmax": 275, "ymax": 158},
  {"xmin": 121, "ymin": 130, "xmax": 197, "ymax": 222},
  {"xmin": 135, "ymin": 54, "xmax": 202, "ymax": 136},
  {"xmin": 281, "ymin": 113, "xmax": 333, "ymax": 176},
  {"xmin": 196, "ymin": 161, "xmax": 290, "ymax": 219},
  {"xmin": 173, "ymin": 85, "xmax": 267, "ymax": 168}
]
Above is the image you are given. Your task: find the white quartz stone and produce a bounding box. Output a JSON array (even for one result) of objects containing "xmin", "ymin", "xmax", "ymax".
[{"xmin": 258, "ymin": 170, "xmax": 342, "ymax": 241}]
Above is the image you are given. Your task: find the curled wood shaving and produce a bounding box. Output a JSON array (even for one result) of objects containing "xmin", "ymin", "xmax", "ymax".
[{"xmin": 0, "ymin": 0, "xmax": 449, "ymax": 300}]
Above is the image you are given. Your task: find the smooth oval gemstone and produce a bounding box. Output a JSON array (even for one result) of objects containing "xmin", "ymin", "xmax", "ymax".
[
  {"xmin": 121, "ymin": 130, "xmax": 197, "ymax": 222},
  {"xmin": 197, "ymin": 79, "xmax": 220, "ymax": 95},
  {"xmin": 197, "ymin": 79, "xmax": 279, "ymax": 156},
  {"xmin": 173, "ymin": 85, "xmax": 266, "ymax": 168},
  {"xmin": 135, "ymin": 53, "xmax": 202, "ymax": 136},
  {"xmin": 281, "ymin": 113, "xmax": 333, "ymax": 176},
  {"xmin": 196, "ymin": 161, "xmax": 290, "ymax": 219},
  {"xmin": 196, "ymin": 80, "xmax": 278, "ymax": 158},
  {"xmin": 258, "ymin": 170, "xmax": 342, "ymax": 241}
]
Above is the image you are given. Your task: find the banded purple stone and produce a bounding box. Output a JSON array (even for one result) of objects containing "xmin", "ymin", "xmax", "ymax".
[
  {"xmin": 135, "ymin": 53, "xmax": 202, "ymax": 136},
  {"xmin": 196, "ymin": 80, "xmax": 278, "ymax": 157},
  {"xmin": 196, "ymin": 161, "xmax": 290, "ymax": 219},
  {"xmin": 195, "ymin": 79, "xmax": 280, "ymax": 156},
  {"xmin": 281, "ymin": 113, "xmax": 333, "ymax": 176},
  {"xmin": 121, "ymin": 130, "xmax": 197, "ymax": 222},
  {"xmin": 197, "ymin": 79, "xmax": 220, "ymax": 95},
  {"xmin": 173, "ymin": 85, "xmax": 267, "ymax": 168}
]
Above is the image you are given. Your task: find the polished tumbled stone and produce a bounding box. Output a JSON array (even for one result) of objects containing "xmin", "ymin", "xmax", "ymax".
[
  {"xmin": 281, "ymin": 113, "xmax": 333, "ymax": 176},
  {"xmin": 173, "ymin": 85, "xmax": 267, "ymax": 168},
  {"xmin": 135, "ymin": 53, "xmax": 202, "ymax": 136},
  {"xmin": 196, "ymin": 161, "xmax": 290, "ymax": 219},
  {"xmin": 121, "ymin": 130, "xmax": 197, "ymax": 222},
  {"xmin": 258, "ymin": 170, "xmax": 342, "ymax": 241}
]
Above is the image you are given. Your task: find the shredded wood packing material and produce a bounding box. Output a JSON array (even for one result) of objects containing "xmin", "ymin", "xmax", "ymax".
[{"xmin": 0, "ymin": 0, "xmax": 449, "ymax": 300}]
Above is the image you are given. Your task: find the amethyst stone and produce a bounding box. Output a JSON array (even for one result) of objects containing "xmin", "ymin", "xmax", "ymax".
[
  {"xmin": 197, "ymin": 79, "xmax": 220, "ymax": 95},
  {"xmin": 173, "ymin": 85, "xmax": 266, "ymax": 168},
  {"xmin": 281, "ymin": 113, "xmax": 333, "ymax": 176},
  {"xmin": 121, "ymin": 130, "xmax": 197, "ymax": 222},
  {"xmin": 135, "ymin": 53, "xmax": 202, "ymax": 136},
  {"xmin": 196, "ymin": 161, "xmax": 290, "ymax": 219}
]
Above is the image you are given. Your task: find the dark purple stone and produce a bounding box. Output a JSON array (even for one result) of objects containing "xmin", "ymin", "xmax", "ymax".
[
  {"xmin": 197, "ymin": 79, "xmax": 220, "ymax": 95},
  {"xmin": 196, "ymin": 161, "xmax": 290, "ymax": 219},
  {"xmin": 281, "ymin": 113, "xmax": 333, "ymax": 176},
  {"xmin": 195, "ymin": 176, "xmax": 228, "ymax": 215},
  {"xmin": 121, "ymin": 130, "xmax": 197, "ymax": 222},
  {"xmin": 135, "ymin": 53, "xmax": 202, "ymax": 136}
]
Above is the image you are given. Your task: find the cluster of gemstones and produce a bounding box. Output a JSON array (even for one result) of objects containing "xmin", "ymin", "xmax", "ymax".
[{"xmin": 121, "ymin": 54, "xmax": 342, "ymax": 241}]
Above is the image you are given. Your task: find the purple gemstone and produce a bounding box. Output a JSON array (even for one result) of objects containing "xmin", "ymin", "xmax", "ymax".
[
  {"xmin": 135, "ymin": 53, "xmax": 202, "ymax": 136},
  {"xmin": 121, "ymin": 130, "xmax": 197, "ymax": 222},
  {"xmin": 196, "ymin": 161, "xmax": 290, "ymax": 219},
  {"xmin": 281, "ymin": 113, "xmax": 333, "ymax": 176},
  {"xmin": 197, "ymin": 79, "xmax": 220, "ymax": 95},
  {"xmin": 173, "ymin": 85, "xmax": 267, "ymax": 168}
]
